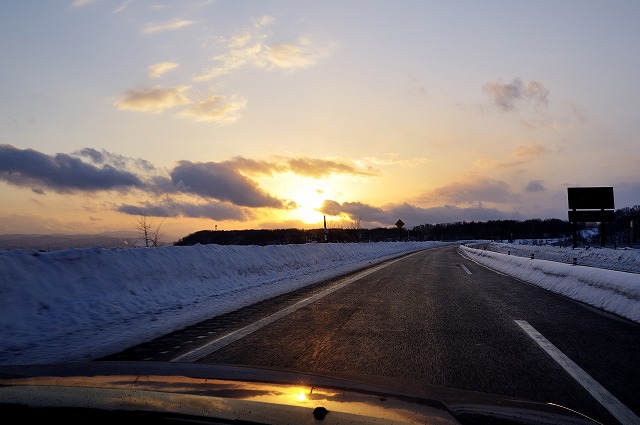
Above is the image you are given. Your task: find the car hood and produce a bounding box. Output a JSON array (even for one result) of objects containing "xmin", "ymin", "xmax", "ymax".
[{"xmin": 0, "ymin": 361, "xmax": 600, "ymax": 425}]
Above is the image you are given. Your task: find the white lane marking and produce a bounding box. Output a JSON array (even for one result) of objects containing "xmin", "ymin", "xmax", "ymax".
[
  {"xmin": 460, "ymin": 264, "xmax": 472, "ymax": 274},
  {"xmin": 457, "ymin": 248, "xmax": 508, "ymax": 276},
  {"xmin": 172, "ymin": 253, "xmax": 418, "ymax": 362},
  {"xmin": 515, "ymin": 320, "xmax": 639, "ymax": 425}
]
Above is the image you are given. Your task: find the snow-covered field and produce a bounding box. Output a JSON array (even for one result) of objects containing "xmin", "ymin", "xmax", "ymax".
[{"xmin": 0, "ymin": 240, "xmax": 638, "ymax": 365}]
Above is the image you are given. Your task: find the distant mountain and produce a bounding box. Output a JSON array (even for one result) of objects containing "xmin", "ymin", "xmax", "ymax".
[{"xmin": 0, "ymin": 232, "xmax": 141, "ymax": 251}]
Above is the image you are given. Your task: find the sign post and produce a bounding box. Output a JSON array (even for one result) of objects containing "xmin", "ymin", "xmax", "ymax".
[{"xmin": 395, "ymin": 219, "xmax": 405, "ymax": 241}]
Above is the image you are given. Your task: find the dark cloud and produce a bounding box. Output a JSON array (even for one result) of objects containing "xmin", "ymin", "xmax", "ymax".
[
  {"xmin": 147, "ymin": 175, "xmax": 179, "ymax": 194},
  {"xmin": 0, "ymin": 146, "xmax": 386, "ymax": 223},
  {"xmin": 525, "ymin": 180, "xmax": 545, "ymax": 192},
  {"xmin": 75, "ymin": 148, "xmax": 156, "ymax": 172},
  {"xmin": 118, "ymin": 199, "xmax": 252, "ymax": 221},
  {"xmin": 318, "ymin": 198, "xmax": 520, "ymax": 229},
  {"xmin": 318, "ymin": 200, "xmax": 341, "ymax": 216},
  {"xmin": 170, "ymin": 160, "xmax": 286, "ymax": 208},
  {"xmin": 483, "ymin": 78, "xmax": 549, "ymax": 112},
  {"xmin": 0, "ymin": 144, "xmax": 143, "ymax": 193},
  {"xmin": 319, "ymin": 200, "xmax": 385, "ymax": 221}
]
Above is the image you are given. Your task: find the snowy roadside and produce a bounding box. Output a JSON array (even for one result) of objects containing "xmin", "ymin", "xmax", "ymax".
[
  {"xmin": 0, "ymin": 241, "xmax": 450, "ymax": 364},
  {"xmin": 458, "ymin": 245, "xmax": 640, "ymax": 324},
  {"xmin": 480, "ymin": 241, "xmax": 640, "ymax": 274}
]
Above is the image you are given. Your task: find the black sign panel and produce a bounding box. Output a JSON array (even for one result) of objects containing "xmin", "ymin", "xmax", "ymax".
[
  {"xmin": 568, "ymin": 210, "xmax": 615, "ymax": 223},
  {"xmin": 567, "ymin": 187, "xmax": 614, "ymax": 210}
]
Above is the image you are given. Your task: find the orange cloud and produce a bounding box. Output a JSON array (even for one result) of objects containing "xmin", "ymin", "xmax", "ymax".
[
  {"xmin": 115, "ymin": 86, "xmax": 191, "ymax": 112},
  {"xmin": 476, "ymin": 144, "xmax": 549, "ymax": 169},
  {"xmin": 148, "ymin": 62, "xmax": 180, "ymax": 78},
  {"xmin": 179, "ymin": 95, "xmax": 247, "ymax": 123}
]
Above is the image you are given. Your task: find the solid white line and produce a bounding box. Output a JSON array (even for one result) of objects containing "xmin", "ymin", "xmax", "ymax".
[
  {"xmin": 460, "ymin": 264, "xmax": 472, "ymax": 274},
  {"xmin": 171, "ymin": 253, "xmax": 416, "ymax": 362},
  {"xmin": 515, "ymin": 320, "xmax": 639, "ymax": 425}
]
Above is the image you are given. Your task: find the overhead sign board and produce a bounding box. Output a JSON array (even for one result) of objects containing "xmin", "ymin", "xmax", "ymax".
[
  {"xmin": 567, "ymin": 186, "xmax": 615, "ymax": 248},
  {"xmin": 567, "ymin": 187, "xmax": 614, "ymax": 210}
]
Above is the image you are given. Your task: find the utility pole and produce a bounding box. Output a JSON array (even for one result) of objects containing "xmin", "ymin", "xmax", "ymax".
[{"xmin": 324, "ymin": 215, "xmax": 328, "ymax": 242}]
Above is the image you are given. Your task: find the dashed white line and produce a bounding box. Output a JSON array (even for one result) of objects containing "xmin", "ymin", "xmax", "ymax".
[
  {"xmin": 515, "ymin": 320, "xmax": 639, "ymax": 425},
  {"xmin": 460, "ymin": 264, "xmax": 472, "ymax": 274}
]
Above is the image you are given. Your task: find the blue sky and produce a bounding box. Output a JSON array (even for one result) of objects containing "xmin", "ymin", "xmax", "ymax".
[{"xmin": 1, "ymin": 1, "xmax": 639, "ymax": 240}]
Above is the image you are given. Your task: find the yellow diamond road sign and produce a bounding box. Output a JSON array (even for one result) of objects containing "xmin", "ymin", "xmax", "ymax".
[{"xmin": 395, "ymin": 219, "xmax": 404, "ymax": 229}]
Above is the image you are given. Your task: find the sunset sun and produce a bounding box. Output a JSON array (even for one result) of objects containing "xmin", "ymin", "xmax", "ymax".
[{"xmin": 291, "ymin": 187, "xmax": 326, "ymax": 225}]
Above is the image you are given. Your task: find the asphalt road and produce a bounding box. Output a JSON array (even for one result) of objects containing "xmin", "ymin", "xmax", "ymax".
[{"xmin": 101, "ymin": 245, "xmax": 640, "ymax": 424}]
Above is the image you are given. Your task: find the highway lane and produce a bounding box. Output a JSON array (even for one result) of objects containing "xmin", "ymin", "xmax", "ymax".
[{"xmin": 101, "ymin": 245, "xmax": 640, "ymax": 424}]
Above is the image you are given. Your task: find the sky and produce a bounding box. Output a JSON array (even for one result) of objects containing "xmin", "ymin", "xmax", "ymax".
[
  {"xmin": 0, "ymin": 241, "xmax": 638, "ymax": 366},
  {"xmin": 1, "ymin": 1, "xmax": 640, "ymax": 242}
]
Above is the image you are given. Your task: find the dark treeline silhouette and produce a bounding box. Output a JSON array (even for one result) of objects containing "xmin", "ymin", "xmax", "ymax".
[
  {"xmin": 611, "ymin": 205, "xmax": 640, "ymax": 245},
  {"xmin": 411, "ymin": 218, "xmax": 571, "ymax": 243},
  {"xmin": 174, "ymin": 205, "xmax": 640, "ymax": 247},
  {"xmin": 174, "ymin": 227, "xmax": 406, "ymax": 246}
]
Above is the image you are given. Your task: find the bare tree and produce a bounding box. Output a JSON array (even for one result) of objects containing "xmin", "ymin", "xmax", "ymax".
[
  {"xmin": 133, "ymin": 211, "xmax": 164, "ymax": 247},
  {"xmin": 346, "ymin": 214, "xmax": 362, "ymax": 241}
]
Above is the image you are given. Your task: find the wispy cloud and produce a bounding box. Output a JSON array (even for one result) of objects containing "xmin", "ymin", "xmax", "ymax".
[
  {"xmin": 222, "ymin": 155, "xmax": 378, "ymax": 178},
  {"xmin": 267, "ymin": 36, "xmax": 329, "ymax": 69},
  {"xmin": 179, "ymin": 95, "xmax": 247, "ymax": 123},
  {"xmin": 114, "ymin": 86, "xmax": 191, "ymax": 112},
  {"xmin": 362, "ymin": 155, "xmax": 428, "ymax": 167},
  {"xmin": 483, "ymin": 78, "xmax": 549, "ymax": 112},
  {"xmin": 113, "ymin": 1, "xmax": 132, "ymax": 14},
  {"xmin": 285, "ymin": 156, "xmax": 378, "ymax": 178},
  {"xmin": 114, "ymin": 14, "xmax": 330, "ymax": 124},
  {"xmin": 115, "ymin": 85, "xmax": 244, "ymax": 124},
  {"xmin": 148, "ymin": 62, "xmax": 180, "ymax": 78},
  {"xmin": 513, "ymin": 144, "xmax": 547, "ymax": 159},
  {"xmin": 195, "ymin": 16, "xmax": 331, "ymax": 81},
  {"xmin": 570, "ymin": 101, "xmax": 589, "ymax": 123},
  {"xmin": 476, "ymin": 144, "xmax": 548, "ymax": 169},
  {"xmin": 420, "ymin": 178, "xmax": 517, "ymax": 205},
  {"xmin": 142, "ymin": 19, "xmax": 195, "ymax": 34},
  {"xmin": 71, "ymin": 0, "xmax": 96, "ymax": 7}
]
